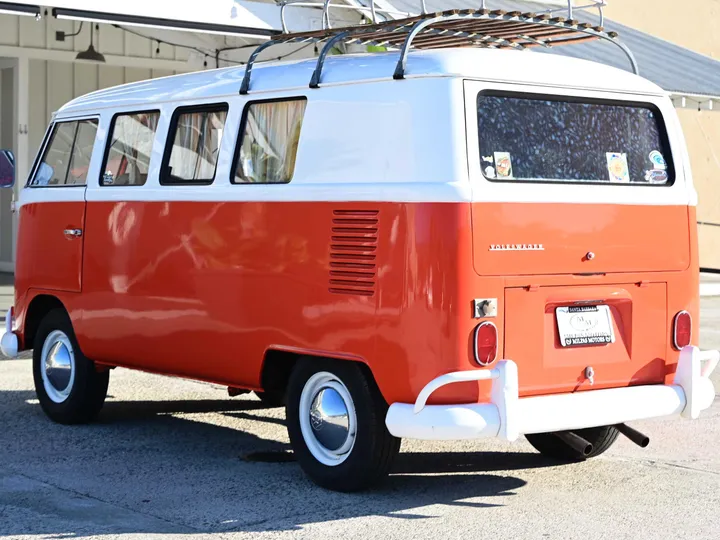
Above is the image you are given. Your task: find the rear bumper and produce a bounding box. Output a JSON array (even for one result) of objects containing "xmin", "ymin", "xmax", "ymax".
[
  {"xmin": 0, "ymin": 308, "xmax": 18, "ymax": 358},
  {"xmin": 385, "ymin": 346, "xmax": 718, "ymax": 441}
]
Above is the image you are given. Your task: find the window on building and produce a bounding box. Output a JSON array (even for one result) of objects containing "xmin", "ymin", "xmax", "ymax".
[
  {"xmin": 101, "ymin": 111, "xmax": 160, "ymax": 186},
  {"xmin": 30, "ymin": 119, "xmax": 98, "ymax": 186},
  {"xmin": 162, "ymin": 105, "xmax": 228, "ymax": 184},
  {"xmin": 233, "ymin": 98, "xmax": 307, "ymax": 184}
]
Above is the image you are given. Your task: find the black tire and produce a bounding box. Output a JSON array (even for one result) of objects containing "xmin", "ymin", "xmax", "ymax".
[
  {"xmin": 254, "ymin": 389, "xmax": 285, "ymax": 407},
  {"xmin": 32, "ymin": 308, "xmax": 109, "ymax": 424},
  {"xmin": 286, "ymin": 358, "xmax": 400, "ymax": 492},
  {"xmin": 526, "ymin": 426, "xmax": 620, "ymax": 461}
]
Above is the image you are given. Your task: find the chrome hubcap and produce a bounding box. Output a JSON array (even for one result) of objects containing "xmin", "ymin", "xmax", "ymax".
[
  {"xmin": 40, "ymin": 330, "xmax": 75, "ymax": 403},
  {"xmin": 299, "ymin": 372, "xmax": 356, "ymax": 466}
]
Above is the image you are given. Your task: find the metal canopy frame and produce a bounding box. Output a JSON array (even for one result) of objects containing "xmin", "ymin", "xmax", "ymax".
[{"xmin": 239, "ymin": 8, "xmax": 638, "ymax": 95}]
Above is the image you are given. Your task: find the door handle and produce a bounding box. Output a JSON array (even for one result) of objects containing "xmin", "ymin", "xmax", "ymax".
[{"xmin": 63, "ymin": 228, "xmax": 83, "ymax": 238}]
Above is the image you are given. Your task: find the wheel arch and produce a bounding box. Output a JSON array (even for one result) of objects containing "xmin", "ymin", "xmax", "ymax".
[
  {"xmin": 23, "ymin": 293, "xmax": 67, "ymax": 350},
  {"xmin": 260, "ymin": 348, "xmax": 382, "ymax": 403}
]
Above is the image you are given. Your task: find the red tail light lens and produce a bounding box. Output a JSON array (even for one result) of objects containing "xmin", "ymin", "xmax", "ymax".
[
  {"xmin": 673, "ymin": 311, "xmax": 692, "ymax": 350},
  {"xmin": 474, "ymin": 322, "xmax": 498, "ymax": 366}
]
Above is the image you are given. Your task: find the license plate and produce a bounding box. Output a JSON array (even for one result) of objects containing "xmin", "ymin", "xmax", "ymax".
[{"xmin": 556, "ymin": 305, "xmax": 615, "ymax": 347}]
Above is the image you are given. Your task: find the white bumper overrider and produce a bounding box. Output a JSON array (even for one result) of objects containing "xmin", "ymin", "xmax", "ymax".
[
  {"xmin": 0, "ymin": 308, "xmax": 18, "ymax": 358},
  {"xmin": 385, "ymin": 346, "xmax": 719, "ymax": 441}
]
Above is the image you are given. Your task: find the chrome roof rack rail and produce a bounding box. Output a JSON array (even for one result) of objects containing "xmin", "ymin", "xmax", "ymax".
[{"xmin": 239, "ymin": 5, "xmax": 637, "ymax": 95}]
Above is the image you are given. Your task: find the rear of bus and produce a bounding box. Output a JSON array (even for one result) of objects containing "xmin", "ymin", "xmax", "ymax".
[{"xmin": 385, "ymin": 79, "xmax": 718, "ymax": 446}]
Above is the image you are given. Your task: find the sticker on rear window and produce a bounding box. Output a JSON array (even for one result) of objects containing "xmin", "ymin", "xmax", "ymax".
[
  {"xmin": 649, "ymin": 150, "xmax": 667, "ymax": 170},
  {"xmin": 494, "ymin": 152, "xmax": 513, "ymax": 179},
  {"xmin": 644, "ymin": 168, "xmax": 668, "ymax": 183},
  {"xmin": 606, "ymin": 152, "xmax": 629, "ymax": 183}
]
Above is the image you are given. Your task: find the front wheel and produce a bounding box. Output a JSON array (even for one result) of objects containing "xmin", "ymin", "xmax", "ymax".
[
  {"xmin": 32, "ymin": 309, "xmax": 109, "ymax": 424},
  {"xmin": 526, "ymin": 426, "xmax": 620, "ymax": 461},
  {"xmin": 286, "ymin": 358, "xmax": 400, "ymax": 492}
]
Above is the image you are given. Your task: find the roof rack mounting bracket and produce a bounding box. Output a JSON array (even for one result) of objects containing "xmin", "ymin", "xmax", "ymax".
[
  {"xmin": 309, "ymin": 30, "xmax": 351, "ymax": 89},
  {"xmin": 598, "ymin": 32, "xmax": 639, "ymax": 75},
  {"xmin": 393, "ymin": 14, "xmax": 452, "ymax": 80},
  {"xmin": 240, "ymin": 39, "xmax": 289, "ymax": 95}
]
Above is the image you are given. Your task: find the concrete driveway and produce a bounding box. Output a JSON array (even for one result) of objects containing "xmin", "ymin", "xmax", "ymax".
[{"xmin": 1, "ymin": 274, "xmax": 719, "ymax": 540}]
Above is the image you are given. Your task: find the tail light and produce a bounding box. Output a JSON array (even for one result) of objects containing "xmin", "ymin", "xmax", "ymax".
[
  {"xmin": 673, "ymin": 311, "xmax": 692, "ymax": 350},
  {"xmin": 474, "ymin": 322, "xmax": 498, "ymax": 366}
]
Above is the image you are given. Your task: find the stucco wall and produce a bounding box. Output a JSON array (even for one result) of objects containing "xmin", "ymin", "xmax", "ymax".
[
  {"xmin": 604, "ymin": 0, "xmax": 720, "ymax": 59},
  {"xmin": 605, "ymin": 0, "xmax": 720, "ymax": 269}
]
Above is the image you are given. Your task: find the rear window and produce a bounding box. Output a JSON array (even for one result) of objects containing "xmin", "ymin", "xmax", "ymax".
[{"xmin": 476, "ymin": 93, "xmax": 674, "ymax": 185}]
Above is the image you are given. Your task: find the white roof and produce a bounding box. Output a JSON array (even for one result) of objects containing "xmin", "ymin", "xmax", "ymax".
[{"xmin": 59, "ymin": 48, "xmax": 666, "ymax": 115}]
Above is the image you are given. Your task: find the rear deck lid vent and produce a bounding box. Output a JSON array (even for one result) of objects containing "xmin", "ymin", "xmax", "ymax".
[{"xmin": 329, "ymin": 209, "xmax": 378, "ymax": 296}]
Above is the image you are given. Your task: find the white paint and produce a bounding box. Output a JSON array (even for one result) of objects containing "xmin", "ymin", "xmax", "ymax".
[
  {"xmin": 386, "ymin": 346, "xmax": 718, "ymax": 441},
  {"xmin": 0, "ymin": 308, "xmax": 18, "ymax": 358},
  {"xmin": 413, "ymin": 367, "xmax": 499, "ymax": 414},
  {"xmin": 674, "ymin": 346, "xmax": 719, "ymax": 419},
  {"xmin": 58, "ymin": 48, "xmax": 667, "ymax": 115},
  {"xmin": 492, "ymin": 360, "xmax": 519, "ymax": 441},
  {"xmin": 16, "ymin": 49, "xmax": 694, "ymax": 210}
]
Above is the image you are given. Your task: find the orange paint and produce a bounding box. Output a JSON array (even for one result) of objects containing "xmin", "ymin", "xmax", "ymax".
[{"xmin": 12, "ymin": 200, "xmax": 698, "ymax": 406}]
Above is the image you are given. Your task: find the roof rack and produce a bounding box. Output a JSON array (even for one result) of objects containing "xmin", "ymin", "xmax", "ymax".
[
  {"xmin": 277, "ymin": 0, "xmax": 609, "ymax": 31},
  {"xmin": 239, "ymin": 7, "xmax": 638, "ymax": 95}
]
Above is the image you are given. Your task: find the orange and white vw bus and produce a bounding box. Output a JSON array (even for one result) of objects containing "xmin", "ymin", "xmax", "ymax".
[{"xmin": 1, "ymin": 10, "xmax": 718, "ymax": 492}]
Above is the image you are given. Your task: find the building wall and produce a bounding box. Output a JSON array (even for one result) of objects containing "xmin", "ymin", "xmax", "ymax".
[
  {"xmin": 605, "ymin": 0, "xmax": 720, "ymax": 269},
  {"xmin": 0, "ymin": 68, "xmax": 13, "ymax": 264},
  {"xmin": 0, "ymin": 12, "xmax": 188, "ymax": 269},
  {"xmin": 604, "ymin": 0, "xmax": 720, "ymax": 59},
  {"xmin": 26, "ymin": 61, "xmax": 176, "ymax": 160}
]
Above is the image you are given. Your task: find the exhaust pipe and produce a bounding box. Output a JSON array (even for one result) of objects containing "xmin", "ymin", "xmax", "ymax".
[
  {"xmin": 555, "ymin": 431, "xmax": 593, "ymax": 456},
  {"xmin": 615, "ymin": 423, "xmax": 650, "ymax": 448}
]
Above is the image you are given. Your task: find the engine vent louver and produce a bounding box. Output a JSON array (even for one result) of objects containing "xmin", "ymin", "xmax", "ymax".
[{"xmin": 329, "ymin": 210, "xmax": 378, "ymax": 297}]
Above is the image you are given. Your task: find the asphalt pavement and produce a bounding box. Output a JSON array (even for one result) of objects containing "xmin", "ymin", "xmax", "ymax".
[{"xmin": 1, "ymin": 274, "xmax": 719, "ymax": 540}]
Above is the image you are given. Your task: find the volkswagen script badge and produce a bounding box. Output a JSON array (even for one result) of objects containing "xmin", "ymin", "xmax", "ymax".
[{"xmin": 489, "ymin": 244, "xmax": 544, "ymax": 251}]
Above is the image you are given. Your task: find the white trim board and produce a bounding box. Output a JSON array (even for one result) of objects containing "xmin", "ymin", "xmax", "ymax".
[{"xmin": 700, "ymin": 283, "xmax": 720, "ymax": 297}]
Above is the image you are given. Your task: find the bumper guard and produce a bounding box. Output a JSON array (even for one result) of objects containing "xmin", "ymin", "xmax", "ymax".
[
  {"xmin": 0, "ymin": 308, "xmax": 18, "ymax": 358},
  {"xmin": 385, "ymin": 346, "xmax": 718, "ymax": 441}
]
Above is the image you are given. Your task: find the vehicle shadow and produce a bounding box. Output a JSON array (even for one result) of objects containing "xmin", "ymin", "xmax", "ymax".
[{"xmin": 0, "ymin": 389, "xmax": 551, "ymax": 537}]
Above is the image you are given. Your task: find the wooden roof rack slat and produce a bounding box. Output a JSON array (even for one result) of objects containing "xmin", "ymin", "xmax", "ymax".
[{"xmin": 238, "ymin": 7, "xmax": 637, "ymax": 95}]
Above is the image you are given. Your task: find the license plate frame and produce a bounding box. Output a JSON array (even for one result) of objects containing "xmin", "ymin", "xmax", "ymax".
[{"xmin": 556, "ymin": 305, "xmax": 615, "ymax": 347}]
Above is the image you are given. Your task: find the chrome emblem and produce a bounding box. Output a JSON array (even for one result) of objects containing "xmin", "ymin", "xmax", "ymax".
[
  {"xmin": 310, "ymin": 408, "xmax": 324, "ymax": 430},
  {"xmin": 489, "ymin": 244, "xmax": 544, "ymax": 251}
]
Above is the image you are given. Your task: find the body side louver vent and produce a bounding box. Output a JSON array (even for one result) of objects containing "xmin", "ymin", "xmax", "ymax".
[{"xmin": 329, "ymin": 210, "xmax": 378, "ymax": 297}]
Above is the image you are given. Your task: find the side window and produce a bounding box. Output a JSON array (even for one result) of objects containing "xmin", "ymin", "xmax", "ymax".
[
  {"xmin": 233, "ymin": 98, "xmax": 307, "ymax": 184},
  {"xmin": 162, "ymin": 104, "xmax": 228, "ymax": 185},
  {"xmin": 67, "ymin": 120, "xmax": 99, "ymax": 185},
  {"xmin": 101, "ymin": 111, "xmax": 160, "ymax": 186},
  {"xmin": 30, "ymin": 119, "xmax": 98, "ymax": 186}
]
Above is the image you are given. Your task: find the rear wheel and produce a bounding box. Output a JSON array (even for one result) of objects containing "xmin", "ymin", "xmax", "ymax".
[
  {"xmin": 526, "ymin": 426, "xmax": 619, "ymax": 461},
  {"xmin": 286, "ymin": 358, "xmax": 400, "ymax": 492},
  {"xmin": 32, "ymin": 309, "xmax": 109, "ymax": 424}
]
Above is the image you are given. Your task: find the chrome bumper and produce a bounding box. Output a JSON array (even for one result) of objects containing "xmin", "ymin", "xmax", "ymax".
[
  {"xmin": 0, "ymin": 308, "xmax": 18, "ymax": 358},
  {"xmin": 385, "ymin": 346, "xmax": 719, "ymax": 441}
]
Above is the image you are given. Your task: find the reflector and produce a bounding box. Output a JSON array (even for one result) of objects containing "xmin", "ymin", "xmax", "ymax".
[
  {"xmin": 474, "ymin": 322, "xmax": 498, "ymax": 366},
  {"xmin": 673, "ymin": 311, "xmax": 692, "ymax": 350}
]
